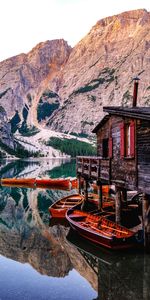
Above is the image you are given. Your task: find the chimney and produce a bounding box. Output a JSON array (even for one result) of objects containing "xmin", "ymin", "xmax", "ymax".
[{"xmin": 133, "ymin": 76, "xmax": 140, "ymax": 107}]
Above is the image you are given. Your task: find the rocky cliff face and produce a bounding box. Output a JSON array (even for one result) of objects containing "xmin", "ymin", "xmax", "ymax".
[
  {"xmin": 0, "ymin": 40, "xmax": 71, "ymax": 131},
  {"xmin": 0, "ymin": 9, "xmax": 150, "ymax": 150},
  {"xmin": 48, "ymin": 9, "xmax": 150, "ymax": 135},
  {"xmin": 0, "ymin": 106, "xmax": 15, "ymax": 153}
]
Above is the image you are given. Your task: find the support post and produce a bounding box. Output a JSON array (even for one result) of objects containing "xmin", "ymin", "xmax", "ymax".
[
  {"xmin": 142, "ymin": 193, "xmax": 150, "ymax": 253},
  {"xmin": 78, "ymin": 175, "xmax": 82, "ymax": 195},
  {"xmin": 97, "ymin": 182, "xmax": 103, "ymax": 210},
  {"xmin": 122, "ymin": 188, "xmax": 127, "ymax": 208},
  {"xmin": 84, "ymin": 179, "xmax": 89, "ymax": 202},
  {"xmin": 115, "ymin": 186, "xmax": 121, "ymax": 224}
]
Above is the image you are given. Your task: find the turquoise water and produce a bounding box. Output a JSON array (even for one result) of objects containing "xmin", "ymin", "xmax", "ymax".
[{"xmin": 0, "ymin": 158, "xmax": 150, "ymax": 300}]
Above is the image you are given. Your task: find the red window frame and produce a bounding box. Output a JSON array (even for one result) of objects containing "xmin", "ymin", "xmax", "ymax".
[{"xmin": 120, "ymin": 120, "xmax": 135, "ymax": 158}]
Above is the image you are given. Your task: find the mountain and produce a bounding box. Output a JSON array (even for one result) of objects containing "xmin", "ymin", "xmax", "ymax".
[
  {"xmin": 0, "ymin": 9, "xmax": 150, "ymax": 157},
  {"xmin": 48, "ymin": 9, "xmax": 150, "ymax": 135}
]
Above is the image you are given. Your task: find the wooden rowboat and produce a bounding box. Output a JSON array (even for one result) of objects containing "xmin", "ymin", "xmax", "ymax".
[
  {"xmin": 1, "ymin": 178, "xmax": 36, "ymax": 188},
  {"xmin": 66, "ymin": 209, "xmax": 137, "ymax": 250},
  {"xmin": 49, "ymin": 194, "xmax": 84, "ymax": 218},
  {"xmin": 36, "ymin": 178, "xmax": 71, "ymax": 190},
  {"xmin": 1, "ymin": 177, "xmax": 78, "ymax": 190}
]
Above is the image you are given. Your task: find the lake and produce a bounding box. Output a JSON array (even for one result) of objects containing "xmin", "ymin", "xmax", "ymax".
[{"xmin": 0, "ymin": 158, "xmax": 150, "ymax": 300}]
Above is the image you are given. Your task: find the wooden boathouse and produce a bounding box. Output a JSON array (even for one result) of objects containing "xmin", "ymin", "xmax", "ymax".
[{"xmin": 76, "ymin": 79, "xmax": 150, "ymax": 251}]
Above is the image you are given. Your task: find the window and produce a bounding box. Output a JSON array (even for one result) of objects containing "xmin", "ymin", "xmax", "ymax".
[
  {"xmin": 102, "ymin": 138, "xmax": 109, "ymax": 158},
  {"xmin": 102, "ymin": 137, "xmax": 113, "ymax": 158},
  {"xmin": 120, "ymin": 120, "xmax": 135, "ymax": 158},
  {"xmin": 125, "ymin": 123, "xmax": 130, "ymax": 157}
]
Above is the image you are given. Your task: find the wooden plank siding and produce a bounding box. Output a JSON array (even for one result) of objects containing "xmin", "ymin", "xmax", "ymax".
[
  {"xmin": 77, "ymin": 112, "xmax": 150, "ymax": 194},
  {"xmin": 137, "ymin": 120, "xmax": 150, "ymax": 194},
  {"xmin": 96, "ymin": 115, "xmax": 137, "ymax": 190},
  {"xmin": 111, "ymin": 116, "xmax": 136, "ymax": 190}
]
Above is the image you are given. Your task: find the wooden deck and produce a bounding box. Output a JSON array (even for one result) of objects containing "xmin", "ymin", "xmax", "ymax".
[{"xmin": 76, "ymin": 156, "xmax": 111, "ymax": 183}]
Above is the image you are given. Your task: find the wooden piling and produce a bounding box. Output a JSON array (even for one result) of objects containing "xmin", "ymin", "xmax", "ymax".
[
  {"xmin": 97, "ymin": 182, "xmax": 103, "ymax": 210},
  {"xmin": 84, "ymin": 179, "xmax": 89, "ymax": 202},
  {"xmin": 115, "ymin": 186, "xmax": 121, "ymax": 224},
  {"xmin": 121, "ymin": 188, "xmax": 127, "ymax": 208},
  {"xmin": 142, "ymin": 193, "xmax": 150, "ymax": 252},
  {"xmin": 78, "ymin": 175, "xmax": 82, "ymax": 195}
]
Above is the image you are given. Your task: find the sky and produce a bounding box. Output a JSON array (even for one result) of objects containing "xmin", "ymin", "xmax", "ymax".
[{"xmin": 0, "ymin": 0, "xmax": 150, "ymax": 62}]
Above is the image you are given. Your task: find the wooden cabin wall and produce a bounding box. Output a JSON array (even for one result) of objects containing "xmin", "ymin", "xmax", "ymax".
[
  {"xmin": 111, "ymin": 116, "xmax": 136, "ymax": 190},
  {"xmin": 137, "ymin": 120, "xmax": 150, "ymax": 195},
  {"xmin": 96, "ymin": 116, "xmax": 137, "ymax": 190}
]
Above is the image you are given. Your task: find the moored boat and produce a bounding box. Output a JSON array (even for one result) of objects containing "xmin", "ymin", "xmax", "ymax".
[
  {"xmin": 36, "ymin": 178, "xmax": 71, "ymax": 190},
  {"xmin": 66, "ymin": 209, "xmax": 137, "ymax": 250},
  {"xmin": 49, "ymin": 194, "xmax": 84, "ymax": 218},
  {"xmin": 1, "ymin": 178, "xmax": 36, "ymax": 188}
]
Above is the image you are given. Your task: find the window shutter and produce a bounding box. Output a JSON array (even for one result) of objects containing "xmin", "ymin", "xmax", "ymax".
[
  {"xmin": 109, "ymin": 137, "xmax": 113, "ymax": 158},
  {"xmin": 130, "ymin": 120, "xmax": 135, "ymax": 157},
  {"xmin": 120, "ymin": 122, "xmax": 125, "ymax": 158}
]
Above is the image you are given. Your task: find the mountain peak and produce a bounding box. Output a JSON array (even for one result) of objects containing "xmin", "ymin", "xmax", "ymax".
[{"xmin": 93, "ymin": 9, "xmax": 149, "ymax": 30}]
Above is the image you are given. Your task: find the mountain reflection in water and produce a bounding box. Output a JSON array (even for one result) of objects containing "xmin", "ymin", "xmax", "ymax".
[{"xmin": 0, "ymin": 159, "xmax": 149, "ymax": 300}]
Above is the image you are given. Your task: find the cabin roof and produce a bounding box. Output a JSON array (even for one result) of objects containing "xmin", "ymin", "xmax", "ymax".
[
  {"xmin": 103, "ymin": 106, "xmax": 150, "ymax": 120},
  {"xmin": 92, "ymin": 115, "xmax": 110, "ymax": 133},
  {"xmin": 92, "ymin": 106, "xmax": 150, "ymax": 133}
]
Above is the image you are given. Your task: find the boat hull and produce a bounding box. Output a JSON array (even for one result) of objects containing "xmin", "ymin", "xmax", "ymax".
[
  {"xmin": 66, "ymin": 210, "xmax": 136, "ymax": 250},
  {"xmin": 1, "ymin": 178, "xmax": 36, "ymax": 188},
  {"xmin": 69, "ymin": 222, "xmax": 135, "ymax": 250},
  {"xmin": 49, "ymin": 194, "xmax": 83, "ymax": 219},
  {"xmin": 36, "ymin": 178, "xmax": 71, "ymax": 190}
]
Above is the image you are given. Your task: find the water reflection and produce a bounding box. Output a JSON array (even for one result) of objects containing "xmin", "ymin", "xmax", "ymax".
[
  {"xmin": 0, "ymin": 157, "xmax": 75, "ymax": 179},
  {"xmin": 0, "ymin": 183, "xmax": 97, "ymax": 299},
  {"xmin": 66, "ymin": 230, "xmax": 150, "ymax": 300},
  {"xmin": 0, "ymin": 159, "xmax": 150, "ymax": 300},
  {"xmin": 0, "ymin": 186, "xmax": 73, "ymax": 276}
]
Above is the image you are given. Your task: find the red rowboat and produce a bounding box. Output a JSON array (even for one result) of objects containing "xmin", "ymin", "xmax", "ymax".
[
  {"xmin": 66, "ymin": 209, "xmax": 137, "ymax": 250},
  {"xmin": 49, "ymin": 194, "xmax": 84, "ymax": 218},
  {"xmin": 1, "ymin": 177, "xmax": 79, "ymax": 190},
  {"xmin": 1, "ymin": 178, "xmax": 36, "ymax": 188},
  {"xmin": 36, "ymin": 178, "xmax": 71, "ymax": 190}
]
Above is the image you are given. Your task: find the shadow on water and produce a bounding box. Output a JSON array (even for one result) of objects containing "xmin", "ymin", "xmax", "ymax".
[
  {"xmin": 66, "ymin": 229, "xmax": 150, "ymax": 300},
  {"xmin": 0, "ymin": 159, "xmax": 150, "ymax": 299}
]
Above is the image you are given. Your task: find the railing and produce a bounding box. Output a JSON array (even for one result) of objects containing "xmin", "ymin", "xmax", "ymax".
[{"xmin": 76, "ymin": 156, "xmax": 111, "ymax": 182}]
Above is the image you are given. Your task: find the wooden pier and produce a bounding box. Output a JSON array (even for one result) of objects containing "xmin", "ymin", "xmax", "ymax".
[{"xmin": 76, "ymin": 156, "xmax": 111, "ymax": 182}]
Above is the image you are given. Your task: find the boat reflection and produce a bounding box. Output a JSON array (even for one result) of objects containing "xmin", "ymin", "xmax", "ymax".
[{"xmin": 66, "ymin": 229, "xmax": 150, "ymax": 300}]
